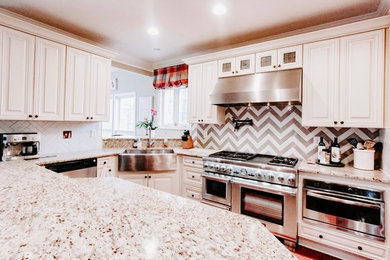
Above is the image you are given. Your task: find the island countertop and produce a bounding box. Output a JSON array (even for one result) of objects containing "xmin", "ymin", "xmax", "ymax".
[{"xmin": 0, "ymin": 160, "xmax": 295, "ymax": 259}]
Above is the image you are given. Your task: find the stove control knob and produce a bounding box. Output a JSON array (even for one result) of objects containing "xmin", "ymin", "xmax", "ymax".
[
  {"xmin": 288, "ymin": 177, "xmax": 295, "ymax": 184},
  {"xmin": 226, "ymin": 167, "xmax": 233, "ymax": 173},
  {"xmin": 278, "ymin": 175, "xmax": 285, "ymax": 182},
  {"xmin": 220, "ymin": 165, "xmax": 226, "ymax": 172},
  {"xmin": 255, "ymin": 171, "xmax": 263, "ymax": 179},
  {"xmin": 208, "ymin": 164, "xmax": 213, "ymax": 169},
  {"xmin": 240, "ymin": 168, "xmax": 247, "ymax": 176},
  {"xmin": 268, "ymin": 173, "xmax": 274, "ymax": 180},
  {"xmin": 204, "ymin": 163, "xmax": 209, "ymax": 168},
  {"xmin": 215, "ymin": 164, "xmax": 220, "ymax": 170}
]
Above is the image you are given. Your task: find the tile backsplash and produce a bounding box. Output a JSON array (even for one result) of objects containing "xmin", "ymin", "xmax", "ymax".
[
  {"xmin": 191, "ymin": 105, "xmax": 380, "ymax": 164},
  {"xmin": 0, "ymin": 121, "xmax": 102, "ymax": 154}
]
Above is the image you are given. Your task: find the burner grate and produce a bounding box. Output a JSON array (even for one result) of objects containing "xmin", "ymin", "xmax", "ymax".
[
  {"xmin": 209, "ymin": 151, "xmax": 256, "ymax": 161},
  {"xmin": 268, "ymin": 156, "xmax": 298, "ymax": 167}
]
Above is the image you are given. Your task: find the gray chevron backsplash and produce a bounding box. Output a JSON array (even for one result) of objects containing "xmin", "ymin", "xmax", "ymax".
[{"xmin": 191, "ymin": 105, "xmax": 380, "ymax": 163}]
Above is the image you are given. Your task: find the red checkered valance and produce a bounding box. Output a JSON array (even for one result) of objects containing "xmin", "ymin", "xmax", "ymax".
[{"xmin": 153, "ymin": 64, "xmax": 188, "ymax": 89}]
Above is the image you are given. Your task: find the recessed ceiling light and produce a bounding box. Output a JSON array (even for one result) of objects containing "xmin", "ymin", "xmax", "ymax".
[
  {"xmin": 147, "ymin": 27, "xmax": 159, "ymax": 36},
  {"xmin": 212, "ymin": 3, "xmax": 227, "ymax": 15},
  {"xmin": 153, "ymin": 48, "xmax": 161, "ymax": 51}
]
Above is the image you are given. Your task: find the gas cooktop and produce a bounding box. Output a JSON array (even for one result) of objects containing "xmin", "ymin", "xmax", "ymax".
[{"xmin": 208, "ymin": 151, "xmax": 298, "ymax": 168}]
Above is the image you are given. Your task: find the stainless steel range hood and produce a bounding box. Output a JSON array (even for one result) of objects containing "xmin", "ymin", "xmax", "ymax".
[{"xmin": 210, "ymin": 68, "xmax": 302, "ymax": 106}]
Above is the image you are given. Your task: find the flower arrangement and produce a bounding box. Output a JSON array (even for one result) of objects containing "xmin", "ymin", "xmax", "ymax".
[{"xmin": 136, "ymin": 108, "xmax": 158, "ymax": 131}]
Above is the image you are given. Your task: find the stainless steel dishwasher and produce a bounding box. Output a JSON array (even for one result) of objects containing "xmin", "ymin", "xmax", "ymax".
[{"xmin": 45, "ymin": 158, "xmax": 97, "ymax": 178}]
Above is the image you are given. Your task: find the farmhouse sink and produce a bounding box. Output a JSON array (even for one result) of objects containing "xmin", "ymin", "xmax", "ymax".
[{"xmin": 119, "ymin": 149, "xmax": 177, "ymax": 171}]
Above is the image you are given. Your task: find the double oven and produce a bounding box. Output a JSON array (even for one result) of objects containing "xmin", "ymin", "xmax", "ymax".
[{"xmin": 201, "ymin": 152, "xmax": 299, "ymax": 246}]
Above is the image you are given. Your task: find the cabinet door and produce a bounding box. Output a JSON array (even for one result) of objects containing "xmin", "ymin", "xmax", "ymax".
[
  {"xmin": 277, "ymin": 45, "xmax": 302, "ymax": 70},
  {"xmin": 0, "ymin": 26, "xmax": 35, "ymax": 119},
  {"xmin": 90, "ymin": 55, "xmax": 111, "ymax": 121},
  {"xmin": 149, "ymin": 172, "xmax": 178, "ymax": 195},
  {"xmin": 187, "ymin": 64, "xmax": 203, "ymax": 123},
  {"xmin": 34, "ymin": 38, "xmax": 66, "ymax": 121},
  {"xmin": 65, "ymin": 47, "xmax": 91, "ymax": 121},
  {"xmin": 340, "ymin": 30, "xmax": 384, "ymax": 128},
  {"xmin": 119, "ymin": 173, "xmax": 148, "ymax": 186},
  {"xmin": 218, "ymin": 57, "xmax": 235, "ymax": 77},
  {"xmin": 302, "ymin": 39, "xmax": 339, "ymax": 126},
  {"xmin": 235, "ymin": 54, "xmax": 255, "ymax": 75},
  {"xmin": 256, "ymin": 50, "xmax": 277, "ymax": 72},
  {"xmin": 202, "ymin": 61, "xmax": 224, "ymax": 124}
]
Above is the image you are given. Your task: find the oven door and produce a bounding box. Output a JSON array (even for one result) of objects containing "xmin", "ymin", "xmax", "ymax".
[
  {"xmin": 303, "ymin": 188, "xmax": 385, "ymax": 240},
  {"xmin": 231, "ymin": 177, "xmax": 297, "ymax": 241},
  {"xmin": 201, "ymin": 172, "xmax": 232, "ymax": 206}
]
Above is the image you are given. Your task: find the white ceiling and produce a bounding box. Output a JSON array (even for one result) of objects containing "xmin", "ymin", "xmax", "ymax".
[{"xmin": 0, "ymin": 0, "xmax": 388, "ymax": 71}]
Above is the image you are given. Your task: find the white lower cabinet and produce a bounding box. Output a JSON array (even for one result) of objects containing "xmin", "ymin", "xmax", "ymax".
[
  {"xmin": 119, "ymin": 171, "xmax": 179, "ymax": 195},
  {"xmin": 180, "ymin": 156, "xmax": 203, "ymax": 201},
  {"xmin": 97, "ymin": 156, "xmax": 117, "ymax": 177},
  {"xmin": 302, "ymin": 29, "xmax": 384, "ymax": 128}
]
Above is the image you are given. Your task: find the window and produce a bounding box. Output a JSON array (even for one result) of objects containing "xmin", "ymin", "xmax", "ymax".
[
  {"xmin": 157, "ymin": 86, "xmax": 189, "ymax": 129},
  {"xmin": 103, "ymin": 93, "xmax": 136, "ymax": 137}
]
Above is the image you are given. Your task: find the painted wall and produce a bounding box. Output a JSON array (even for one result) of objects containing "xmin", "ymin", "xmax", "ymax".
[
  {"xmin": 191, "ymin": 105, "xmax": 380, "ymax": 164},
  {"xmin": 0, "ymin": 121, "xmax": 102, "ymax": 154},
  {"xmin": 109, "ymin": 68, "xmax": 183, "ymax": 139}
]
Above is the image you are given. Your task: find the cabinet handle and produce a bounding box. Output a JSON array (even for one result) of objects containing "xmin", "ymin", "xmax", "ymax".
[
  {"xmin": 340, "ymin": 121, "xmax": 344, "ymax": 125},
  {"xmin": 232, "ymin": 71, "xmax": 235, "ymax": 74},
  {"xmin": 144, "ymin": 176, "xmax": 147, "ymax": 179},
  {"xmin": 86, "ymin": 117, "xmax": 90, "ymax": 120},
  {"xmin": 358, "ymin": 246, "xmax": 362, "ymax": 251},
  {"xmin": 90, "ymin": 117, "xmax": 93, "ymax": 120},
  {"xmin": 273, "ymin": 65, "xmax": 276, "ymax": 68},
  {"xmin": 278, "ymin": 64, "xmax": 281, "ymax": 68},
  {"xmin": 149, "ymin": 176, "xmax": 151, "ymax": 179},
  {"xmin": 103, "ymin": 162, "xmax": 106, "ymax": 165},
  {"xmin": 334, "ymin": 121, "xmax": 338, "ymax": 124},
  {"xmin": 34, "ymin": 115, "xmax": 38, "ymax": 118},
  {"xmin": 192, "ymin": 175, "xmax": 195, "ymax": 178},
  {"xmin": 236, "ymin": 70, "xmax": 238, "ymax": 73},
  {"xmin": 192, "ymin": 161, "xmax": 195, "ymax": 164},
  {"xmin": 28, "ymin": 115, "xmax": 33, "ymax": 118},
  {"xmin": 318, "ymin": 235, "xmax": 323, "ymax": 239},
  {"xmin": 191, "ymin": 194, "xmax": 194, "ymax": 198},
  {"xmin": 108, "ymin": 169, "xmax": 111, "ymax": 172}
]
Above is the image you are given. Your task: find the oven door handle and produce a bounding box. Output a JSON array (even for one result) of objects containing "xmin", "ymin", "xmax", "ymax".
[
  {"xmin": 201, "ymin": 173, "xmax": 231, "ymax": 182},
  {"xmin": 231, "ymin": 177, "xmax": 297, "ymax": 196},
  {"xmin": 306, "ymin": 190, "xmax": 382, "ymax": 209}
]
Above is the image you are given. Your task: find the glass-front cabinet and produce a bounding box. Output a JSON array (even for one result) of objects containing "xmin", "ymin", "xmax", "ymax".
[
  {"xmin": 218, "ymin": 54, "xmax": 255, "ymax": 77},
  {"xmin": 256, "ymin": 45, "xmax": 302, "ymax": 72}
]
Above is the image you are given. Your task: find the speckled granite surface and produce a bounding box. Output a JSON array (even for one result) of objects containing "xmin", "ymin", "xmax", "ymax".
[
  {"xmin": 0, "ymin": 160, "xmax": 295, "ymax": 259},
  {"xmin": 173, "ymin": 148, "xmax": 218, "ymax": 158},
  {"xmin": 299, "ymin": 161, "xmax": 390, "ymax": 184},
  {"xmin": 103, "ymin": 138, "xmax": 182, "ymax": 149}
]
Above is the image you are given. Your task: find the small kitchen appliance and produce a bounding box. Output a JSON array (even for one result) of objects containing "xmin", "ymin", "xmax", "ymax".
[
  {"xmin": 202, "ymin": 151, "xmax": 300, "ymax": 247},
  {"xmin": 0, "ymin": 132, "xmax": 40, "ymax": 161}
]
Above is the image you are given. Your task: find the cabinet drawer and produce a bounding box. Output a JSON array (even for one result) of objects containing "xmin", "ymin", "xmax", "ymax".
[
  {"xmin": 183, "ymin": 156, "xmax": 203, "ymax": 168},
  {"xmin": 183, "ymin": 166, "xmax": 202, "ymax": 186},
  {"xmin": 183, "ymin": 185, "xmax": 201, "ymax": 201},
  {"xmin": 97, "ymin": 156, "xmax": 113, "ymax": 167},
  {"xmin": 300, "ymin": 223, "xmax": 386, "ymax": 260}
]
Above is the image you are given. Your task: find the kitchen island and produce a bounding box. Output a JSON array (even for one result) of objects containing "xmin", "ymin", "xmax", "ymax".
[{"xmin": 0, "ymin": 160, "xmax": 295, "ymax": 259}]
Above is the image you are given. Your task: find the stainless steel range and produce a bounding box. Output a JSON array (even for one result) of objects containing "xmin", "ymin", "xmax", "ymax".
[{"xmin": 202, "ymin": 151, "xmax": 299, "ymax": 247}]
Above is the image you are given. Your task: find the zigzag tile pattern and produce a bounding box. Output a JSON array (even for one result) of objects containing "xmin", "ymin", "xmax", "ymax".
[
  {"xmin": 0, "ymin": 121, "xmax": 102, "ymax": 154},
  {"xmin": 191, "ymin": 106, "xmax": 380, "ymax": 163}
]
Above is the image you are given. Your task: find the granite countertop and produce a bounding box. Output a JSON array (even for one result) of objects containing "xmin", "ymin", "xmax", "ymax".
[
  {"xmin": 299, "ymin": 160, "xmax": 390, "ymax": 184},
  {"xmin": 0, "ymin": 160, "xmax": 295, "ymax": 259},
  {"xmin": 173, "ymin": 148, "xmax": 218, "ymax": 157}
]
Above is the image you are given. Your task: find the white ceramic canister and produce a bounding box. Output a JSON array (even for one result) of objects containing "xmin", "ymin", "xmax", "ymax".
[{"xmin": 353, "ymin": 149, "xmax": 375, "ymax": 170}]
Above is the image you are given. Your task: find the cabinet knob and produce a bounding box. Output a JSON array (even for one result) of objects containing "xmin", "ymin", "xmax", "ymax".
[
  {"xmin": 192, "ymin": 175, "xmax": 195, "ymax": 178},
  {"xmin": 340, "ymin": 121, "xmax": 344, "ymax": 125},
  {"xmin": 334, "ymin": 121, "xmax": 338, "ymax": 124},
  {"xmin": 108, "ymin": 169, "xmax": 111, "ymax": 172},
  {"xmin": 144, "ymin": 176, "xmax": 147, "ymax": 179},
  {"xmin": 232, "ymin": 71, "xmax": 235, "ymax": 74},
  {"xmin": 87, "ymin": 117, "xmax": 90, "ymax": 120},
  {"xmin": 358, "ymin": 246, "xmax": 362, "ymax": 251},
  {"xmin": 192, "ymin": 161, "xmax": 195, "ymax": 164},
  {"xmin": 90, "ymin": 117, "xmax": 93, "ymax": 120},
  {"xmin": 191, "ymin": 194, "xmax": 194, "ymax": 198},
  {"xmin": 103, "ymin": 162, "xmax": 106, "ymax": 165},
  {"xmin": 318, "ymin": 235, "xmax": 323, "ymax": 239},
  {"xmin": 236, "ymin": 70, "xmax": 238, "ymax": 73},
  {"xmin": 28, "ymin": 115, "xmax": 33, "ymax": 118},
  {"xmin": 273, "ymin": 65, "xmax": 276, "ymax": 68},
  {"xmin": 35, "ymin": 115, "xmax": 38, "ymax": 118},
  {"xmin": 278, "ymin": 64, "xmax": 281, "ymax": 68},
  {"xmin": 149, "ymin": 176, "xmax": 151, "ymax": 179}
]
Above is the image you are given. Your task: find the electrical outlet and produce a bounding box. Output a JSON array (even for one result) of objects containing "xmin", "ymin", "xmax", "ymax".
[
  {"xmin": 90, "ymin": 129, "xmax": 97, "ymax": 137},
  {"xmin": 63, "ymin": 130, "xmax": 72, "ymax": 139},
  {"xmin": 313, "ymin": 136, "xmax": 320, "ymax": 145}
]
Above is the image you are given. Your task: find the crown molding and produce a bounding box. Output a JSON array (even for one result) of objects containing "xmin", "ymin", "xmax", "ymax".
[
  {"xmin": 183, "ymin": 15, "xmax": 390, "ymax": 65},
  {"xmin": 0, "ymin": 8, "xmax": 117, "ymax": 59}
]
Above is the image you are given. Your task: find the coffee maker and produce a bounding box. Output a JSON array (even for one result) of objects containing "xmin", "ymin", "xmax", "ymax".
[{"xmin": 0, "ymin": 133, "xmax": 40, "ymax": 161}]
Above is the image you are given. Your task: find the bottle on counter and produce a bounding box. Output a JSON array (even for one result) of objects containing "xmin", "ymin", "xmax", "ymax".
[
  {"xmin": 331, "ymin": 137, "xmax": 341, "ymax": 164},
  {"xmin": 317, "ymin": 137, "xmax": 326, "ymax": 162}
]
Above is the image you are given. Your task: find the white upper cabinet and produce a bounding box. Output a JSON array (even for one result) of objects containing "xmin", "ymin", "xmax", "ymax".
[
  {"xmin": 0, "ymin": 26, "xmax": 35, "ymax": 120},
  {"xmin": 302, "ymin": 39, "xmax": 339, "ymax": 126},
  {"xmin": 218, "ymin": 54, "xmax": 255, "ymax": 77},
  {"xmin": 90, "ymin": 55, "xmax": 111, "ymax": 121},
  {"xmin": 256, "ymin": 45, "xmax": 302, "ymax": 73},
  {"xmin": 188, "ymin": 61, "xmax": 224, "ymax": 124},
  {"xmin": 65, "ymin": 47, "xmax": 91, "ymax": 121},
  {"xmin": 34, "ymin": 37, "xmax": 66, "ymax": 121},
  {"xmin": 302, "ymin": 29, "xmax": 385, "ymax": 128},
  {"xmin": 339, "ymin": 30, "xmax": 384, "ymax": 128}
]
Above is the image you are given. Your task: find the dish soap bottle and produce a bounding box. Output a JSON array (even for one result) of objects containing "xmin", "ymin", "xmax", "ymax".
[
  {"xmin": 317, "ymin": 137, "xmax": 326, "ymax": 163},
  {"xmin": 331, "ymin": 137, "xmax": 341, "ymax": 164}
]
